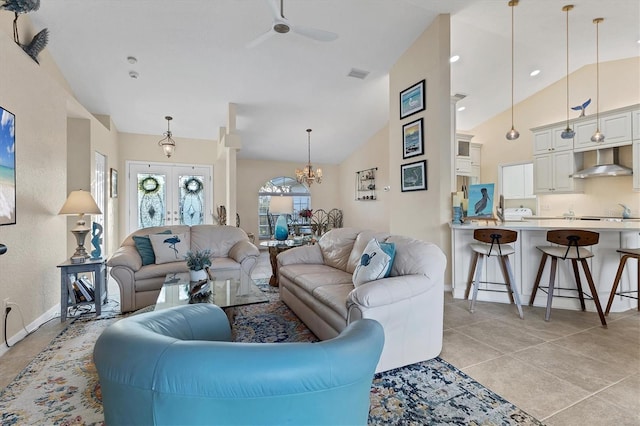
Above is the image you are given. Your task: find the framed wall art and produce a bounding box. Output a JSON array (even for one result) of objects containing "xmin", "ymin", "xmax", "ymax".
[
  {"xmin": 110, "ymin": 168, "xmax": 118, "ymax": 198},
  {"xmin": 401, "ymin": 160, "xmax": 427, "ymax": 192},
  {"xmin": 399, "ymin": 79, "xmax": 425, "ymax": 119},
  {"xmin": 402, "ymin": 118, "xmax": 423, "ymax": 159},
  {"xmin": 467, "ymin": 183, "xmax": 495, "ymax": 218},
  {"xmin": 0, "ymin": 105, "xmax": 16, "ymax": 226}
]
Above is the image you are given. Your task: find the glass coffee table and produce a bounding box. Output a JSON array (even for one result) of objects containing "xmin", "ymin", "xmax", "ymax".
[{"xmin": 155, "ymin": 268, "xmax": 268, "ymax": 322}]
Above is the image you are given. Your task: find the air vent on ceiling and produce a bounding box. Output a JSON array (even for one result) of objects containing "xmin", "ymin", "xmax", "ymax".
[{"xmin": 347, "ymin": 68, "xmax": 370, "ymax": 80}]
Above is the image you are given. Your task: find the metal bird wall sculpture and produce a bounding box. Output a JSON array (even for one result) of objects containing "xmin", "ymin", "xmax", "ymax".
[
  {"xmin": 0, "ymin": 0, "xmax": 40, "ymax": 44},
  {"xmin": 571, "ymin": 98, "xmax": 591, "ymax": 117},
  {"xmin": 20, "ymin": 27, "xmax": 48, "ymax": 63}
]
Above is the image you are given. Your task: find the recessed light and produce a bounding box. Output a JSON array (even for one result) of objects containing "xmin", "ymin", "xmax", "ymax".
[
  {"xmin": 449, "ymin": 55, "xmax": 460, "ymax": 63},
  {"xmin": 129, "ymin": 71, "xmax": 139, "ymax": 79},
  {"xmin": 457, "ymin": 106, "xmax": 466, "ymax": 112},
  {"xmin": 127, "ymin": 56, "xmax": 138, "ymax": 64},
  {"xmin": 530, "ymin": 69, "xmax": 541, "ymax": 77}
]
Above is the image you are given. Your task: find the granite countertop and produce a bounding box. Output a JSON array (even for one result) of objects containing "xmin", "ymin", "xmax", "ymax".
[{"xmin": 450, "ymin": 218, "xmax": 640, "ymax": 231}]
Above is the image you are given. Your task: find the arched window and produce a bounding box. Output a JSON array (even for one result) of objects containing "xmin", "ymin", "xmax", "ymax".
[{"xmin": 258, "ymin": 176, "xmax": 310, "ymax": 240}]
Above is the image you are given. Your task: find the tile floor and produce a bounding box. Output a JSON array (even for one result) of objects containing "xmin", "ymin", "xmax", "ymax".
[{"xmin": 1, "ymin": 250, "xmax": 638, "ymax": 425}]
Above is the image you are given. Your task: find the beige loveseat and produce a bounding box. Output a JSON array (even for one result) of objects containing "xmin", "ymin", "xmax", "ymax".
[
  {"xmin": 107, "ymin": 225, "xmax": 259, "ymax": 313},
  {"xmin": 277, "ymin": 227, "xmax": 447, "ymax": 373}
]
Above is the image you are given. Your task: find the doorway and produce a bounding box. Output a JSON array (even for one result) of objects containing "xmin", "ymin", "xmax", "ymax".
[{"xmin": 127, "ymin": 161, "xmax": 213, "ymax": 234}]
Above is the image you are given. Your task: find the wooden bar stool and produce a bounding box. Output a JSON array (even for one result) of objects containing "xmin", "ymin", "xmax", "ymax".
[
  {"xmin": 464, "ymin": 228, "xmax": 524, "ymax": 319},
  {"xmin": 605, "ymin": 248, "xmax": 640, "ymax": 315},
  {"xmin": 529, "ymin": 229, "xmax": 606, "ymax": 327}
]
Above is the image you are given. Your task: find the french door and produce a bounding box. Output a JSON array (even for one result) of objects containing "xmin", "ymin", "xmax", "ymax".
[{"xmin": 127, "ymin": 161, "xmax": 213, "ymax": 234}]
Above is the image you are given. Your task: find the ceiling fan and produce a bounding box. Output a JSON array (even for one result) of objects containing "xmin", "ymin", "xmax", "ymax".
[{"xmin": 246, "ymin": 0, "xmax": 338, "ymax": 48}]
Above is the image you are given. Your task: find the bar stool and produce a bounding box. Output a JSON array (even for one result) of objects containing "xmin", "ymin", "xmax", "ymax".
[
  {"xmin": 605, "ymin": 248, "xmax": 640, "ymax": 315},
  {"xmin": 464, "ymin": 228, "xmax": 523, "ymax": 319},
  {"xmin": 529, "ymin": 229, "xmax": 606, "ymax": 326}
]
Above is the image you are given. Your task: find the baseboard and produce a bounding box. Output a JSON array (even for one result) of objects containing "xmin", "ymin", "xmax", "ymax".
[{"xmin": 0, "ymin": 304, "xmax": 59, "ymax": 358}]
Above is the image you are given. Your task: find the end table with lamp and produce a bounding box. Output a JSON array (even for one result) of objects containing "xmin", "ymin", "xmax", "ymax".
[{"xmin": 58, "ymin": 190, "xmax": 105, "ymax": 321}]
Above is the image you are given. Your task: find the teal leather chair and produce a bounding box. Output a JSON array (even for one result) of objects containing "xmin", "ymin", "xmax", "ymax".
[{"xmin": 94, "ymin": 304, "xmax": 384, "ymax": 426}]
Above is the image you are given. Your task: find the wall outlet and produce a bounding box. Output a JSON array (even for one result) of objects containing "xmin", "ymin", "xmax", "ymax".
[
  {"xmin": 540, "ymin": 204, "xmax": 551, "ymax": 211},
  {"xmin": 2, "ymin": 298, "xmax": 9, "ymax": 313}
]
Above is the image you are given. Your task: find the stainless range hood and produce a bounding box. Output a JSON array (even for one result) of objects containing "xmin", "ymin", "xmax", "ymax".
[{"xmin": 571, "ymin": 147, "xmax": 633, "ymax": 178}]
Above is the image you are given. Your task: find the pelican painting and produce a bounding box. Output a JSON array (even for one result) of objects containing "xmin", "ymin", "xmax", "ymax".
[{"xmin": 468, "ymin": 183, "xmax": 495, "ymax": 218}]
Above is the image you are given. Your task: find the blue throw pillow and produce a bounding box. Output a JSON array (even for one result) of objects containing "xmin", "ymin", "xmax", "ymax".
[
  {"xmin": 352, "ymin": 239, "xmax": 396, "ymax": 287},
  {"xmin": 379, "ymin": 241, "xmax": 396, "ymax": 277},
  {"xmin": 133, "ymin": 230, "xmax": 172, "ymax": 266}
]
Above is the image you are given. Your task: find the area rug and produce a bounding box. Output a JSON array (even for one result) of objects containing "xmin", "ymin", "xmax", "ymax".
[{"xmin": 0, "ymin": 282, "xmax": 543, "ymax": 425}]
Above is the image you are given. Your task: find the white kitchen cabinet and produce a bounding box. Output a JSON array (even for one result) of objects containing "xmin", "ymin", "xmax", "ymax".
[
  {"xmin": 533, "ymin": 151, "xmax": 583, "ymax": 194},
  {"xmin": 502, "ymin": 163, "xmax": 534, "ymax": 199},
  {"xmin": 634, "ymin": 140, "xmax": 640, "ymax": 191},
  {"xmin": 532, "ymin": 126, "xmax": 573, "ymax": 155},
  {"xmin": 455, "ymin": 133, "xmax": 475, "ymax": 177},
  {"xmin": 633, "ymin": 109, "xmax": 640, "ymax": 140},
  {"xmin": 455, "ymin": 157, "xmax": 472, "ymax": 175},
  {"xmin": 574, "ymin": 111, "xmax": 633, "ymax": 152}
]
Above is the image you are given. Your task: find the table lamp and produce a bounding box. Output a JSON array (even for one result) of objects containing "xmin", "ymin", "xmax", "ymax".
[
  {"xmin": 269, "ymin": 196, "xmax": 293, "ymax": 241},
  {"xmin": 59, "ymin": 190, "xmax": 102, "ymax": 263}
]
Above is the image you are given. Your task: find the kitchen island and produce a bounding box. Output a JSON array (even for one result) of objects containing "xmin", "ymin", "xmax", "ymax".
[{"xmin": 450, "ymin": 219, "xmax": 639, "ymax": 313}]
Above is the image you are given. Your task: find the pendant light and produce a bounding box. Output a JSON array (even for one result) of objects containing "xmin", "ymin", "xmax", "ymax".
[
  {"xmin": 560, "ymin": 5, "xmax": 575, "ymax": 139},
  {"xmin": 590, "ymin": 18, "xmax": 605, "ymax": 143},
  {"xmin": 505, "ymin": 0, "xmax": 520, "ymax": 141},
  {"xmin": 295, "ymin": 129, "xmax": 323, "ymax": 185},
  {"xmin": 158, "ymin": 116, "xmax": 176, "ymax": 158}
]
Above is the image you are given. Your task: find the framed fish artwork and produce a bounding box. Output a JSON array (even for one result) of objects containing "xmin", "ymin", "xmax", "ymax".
[
  {"xmin": 0, "ymin": 105, "xmax": 16, "ymax": 226},
  {"xmin": 468, "ymin": 183, "xmax": 495, "ymax": 218},
  {"xmin": 399, "ymin": 79, "xmax": 425, "ymax": 119}
]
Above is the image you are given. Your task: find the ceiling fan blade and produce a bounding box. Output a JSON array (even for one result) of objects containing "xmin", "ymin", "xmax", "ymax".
[
  {"xmin": 292, "ymin": 25, "xmax": 338, "ymax": 42},
  {"xmin": 266, "ymin": 0, "xmax": 282, "ymax": 19},
  {"xmin": 246, "ymin": 28, "xmax": 276, "ymax": 48}
]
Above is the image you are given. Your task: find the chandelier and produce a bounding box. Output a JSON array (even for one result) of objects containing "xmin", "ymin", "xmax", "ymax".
[
  {"xmin": 295, "ymin": 129, "xmax": 322, "ymax": 185},
  {"xmin": 158, "ymin": 116, "xmax": 176, "ymax": 158}
]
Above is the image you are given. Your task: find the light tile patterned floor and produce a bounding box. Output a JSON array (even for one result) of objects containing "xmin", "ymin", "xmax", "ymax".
[{"xmin": 1, "ymin": 250, "xmax": 638, "ymax": 425}]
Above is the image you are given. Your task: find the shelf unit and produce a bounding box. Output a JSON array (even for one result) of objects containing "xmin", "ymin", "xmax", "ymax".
[{"xmin": 355, "ymin": 167, "xmax": 377, "ymax": 201}]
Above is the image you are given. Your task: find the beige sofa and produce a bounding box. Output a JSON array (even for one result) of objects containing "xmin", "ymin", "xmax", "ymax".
[
  {"xmin": 277, "ymin": 227, "xmax": 447, "ymax": 373},
  {"xmin": 107, "ymin": 225, "xmax": 259, "ymax": 313}
]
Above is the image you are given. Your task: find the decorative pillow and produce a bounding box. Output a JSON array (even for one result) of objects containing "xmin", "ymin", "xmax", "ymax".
[
  {"xmin": 149, "ymin": 232, "xmax": 190, "ymax": 264},
  {"xmin": 352, "ymin": 239, "xmax": 396, "ymax": 287},
  {"xmin": 132, "ymin": 230, "xmax": 172, "ymax": 266}
]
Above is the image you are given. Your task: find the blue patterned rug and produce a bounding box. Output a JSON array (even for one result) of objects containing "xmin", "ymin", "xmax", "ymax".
[
  {"xmin": 237, "ymin": 284, "xmax": 543, "ymax": 426},
  {"xmin": 0, "ymin": 280, "xmax": 543, "ymax": 425}
]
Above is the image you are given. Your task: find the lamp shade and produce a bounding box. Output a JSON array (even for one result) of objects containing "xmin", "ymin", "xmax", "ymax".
[
  {"xmin": 59, "ymin": 190, "xmax": 102, "ymax": 215},
  {"xmin": 269, "ymin": 196, "xmax": 293, "ymax": 214}
]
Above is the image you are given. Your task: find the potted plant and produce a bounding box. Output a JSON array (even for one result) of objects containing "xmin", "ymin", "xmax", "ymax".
[{"xmin": 185, "ymin": 249, "xmax": 212, "ymax": 282}]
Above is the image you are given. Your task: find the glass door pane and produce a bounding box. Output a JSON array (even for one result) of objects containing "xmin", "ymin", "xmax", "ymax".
[
  {"xmin": 179, "ymin": 174, "xmax": 205, "ymax": 226},
  {"xmin": 137, "ymin": 173, "xmax": 167, "ymax": 228}
]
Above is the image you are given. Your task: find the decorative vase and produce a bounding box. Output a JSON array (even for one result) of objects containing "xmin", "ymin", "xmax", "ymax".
[
  {"xmin": 274, "ymin": 214, "xmax": 289, "ymax": 241},
  {"xmin": 189, "ymin": 268, "xmax": 208, "ymax": 282},
  {"xmin": 452, "ymin": 206, "xmax": 463, "ymax": 225}
]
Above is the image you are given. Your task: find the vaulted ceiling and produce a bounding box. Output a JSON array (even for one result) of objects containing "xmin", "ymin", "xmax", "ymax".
[{"xmin": 28, "ymin": 0, "xmax": 639, "ymax": 164}]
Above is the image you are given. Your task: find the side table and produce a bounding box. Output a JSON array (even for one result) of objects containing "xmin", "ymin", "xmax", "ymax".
[
  {"xmin": 259, "ymin": 240, "xmax": 303, "ymax": 287},
  {"xmin": 57, "ymin": 258, "xmax": 107, "ymax": 322}
]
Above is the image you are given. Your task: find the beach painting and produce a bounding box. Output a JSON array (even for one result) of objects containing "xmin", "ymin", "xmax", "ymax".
[
  {"xmin": 468, "ymin": 183, "xmax": 495, "ymax": 218},
  {"xmin": 0, "ymin": 106, "xmax": 16, "ymax": 226}
]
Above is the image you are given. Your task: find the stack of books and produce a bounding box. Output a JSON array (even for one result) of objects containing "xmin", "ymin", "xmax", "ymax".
[{"xmin": 67, "ymin": 275, "xmax": 96, "ymax": 304}]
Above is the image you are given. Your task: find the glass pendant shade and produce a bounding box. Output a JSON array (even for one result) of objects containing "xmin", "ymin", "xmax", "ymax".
[
  {"xmin": 505, "ymin": 0, "xmax": 519, "ymax": 141},
  {"xmin": 506, "ymin": 126, "xmax": 520, "ymax": 140},
  {"xmin": 560, "ymin": 5, "xmax": 575, "ymax": 140},
  {"xmin": 158, "ymin": 116, "xmax": 176, "ymax": 158},
  {"xmin": 590, "ymin": 18, "xmax": 605, "ymax": 143}
]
